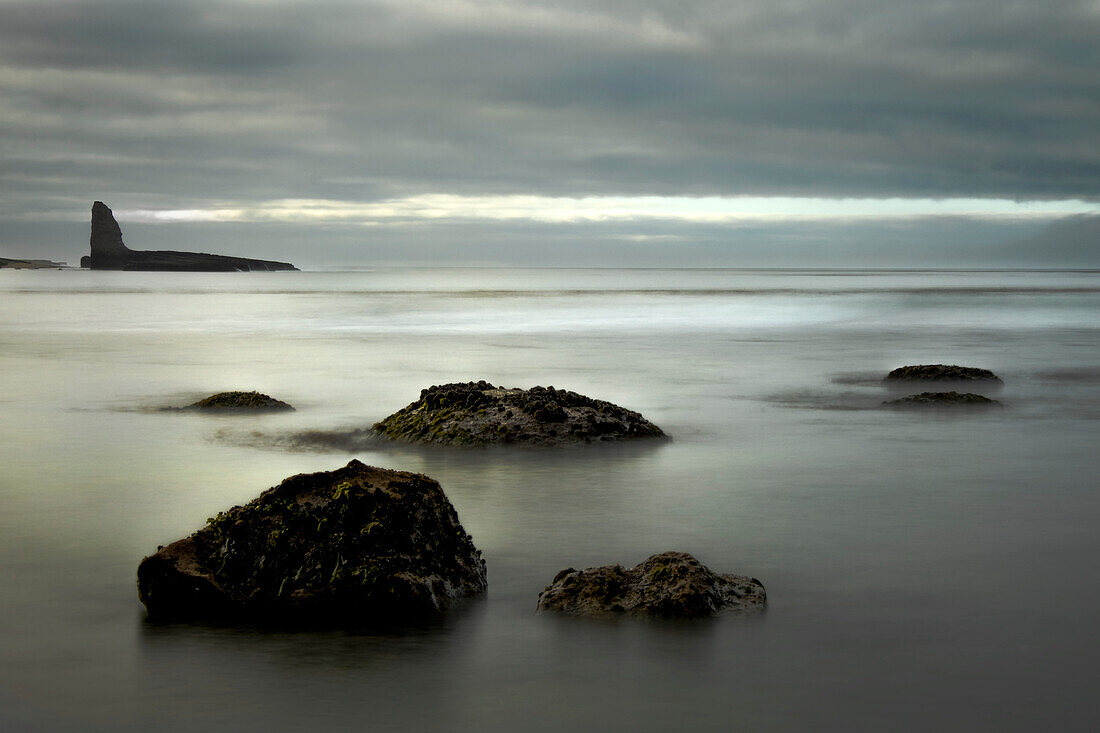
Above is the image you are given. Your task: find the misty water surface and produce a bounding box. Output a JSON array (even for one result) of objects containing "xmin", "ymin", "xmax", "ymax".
[{"xmin": 1, "ymin": 268, "xmax": 1098, "ymax": 732}]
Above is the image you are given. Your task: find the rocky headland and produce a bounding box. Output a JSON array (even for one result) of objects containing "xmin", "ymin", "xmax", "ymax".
[
  {"xmin": 536, "ymin": 551, "xmax": 766, "ymax": 618},
  {"xmin": 883, "ymin": 391, "xmax": 1002, "ymax": 408},
  {"xmin": 372, "ymin": 380, "xmax": 666, "ymax": 447},
  {"xmin": 0, "ymin": 257, "xmax": 67, "ymax": 269},
  {"xmin": 81, "ymin": 202, "xmax": 297, "ymax": 272},
  {"xmin": 136, "ymin": 460, "xmax": 486, "ymax": 623},
  {"xmin": 187, "ymin": 391, "xmax": 294, "ymax": 411}
]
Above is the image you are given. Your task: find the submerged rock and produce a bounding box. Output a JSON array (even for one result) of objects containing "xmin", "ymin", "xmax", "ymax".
[
  {"xmin": 373, "ymin": 381, "xmax": 666, "ymax": 447},
  {"xmin": 137, "ymin": 460, "xmax": 486, "ymax": 623},
  {"xmin": 188, "ymin": 391, "xmax": 294, "ymax": 411},
  {"xmin": 81, "ymin": 201, "xmax": 297, "ymax": 272},
  {"xmin": 884, "ymin": 364, "xmax": 1003, "ymax": 384},
  {"xmin": 536, "ymin": 551, "xmax": 765, "ymax": 618},
  {"xmin": 883, "ymin": 391, "xmax": 1002, "ymax": 408}
]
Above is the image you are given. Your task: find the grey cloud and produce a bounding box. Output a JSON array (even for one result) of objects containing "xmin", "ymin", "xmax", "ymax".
[
  {"xmin": 1006, "ymin": 214, "xmax": 1100, "ymax": 265},
  {"xmin": 0, "ymin": 1, "xmax": 314, "ymax": 73},
  {"xmin": 0, "ymin": 0, "xmax": 1097, "ymax": 262}
]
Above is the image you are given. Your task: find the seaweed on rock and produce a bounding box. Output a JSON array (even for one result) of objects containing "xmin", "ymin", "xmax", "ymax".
[
  {"xmin": 373, "ymin": 381, "xmax": 666, "ymax": 447},
  {"xmin": 883, "ymin": 391, "xmax": 1002, "ymax": 408},
  {"xmin": 137, "ymin": 460, "xmax": 486, "ymax": 624},
  {"xmin": 536, "ymin": 551, "xmax": 765, "ymax": 618},
  {"xmin": 187, "ymin": 391, "xmax": 294, "ymax": 411},
  {"xmin": 884, "ymin": 365, "xmax": 1003, "ymax": 384}
]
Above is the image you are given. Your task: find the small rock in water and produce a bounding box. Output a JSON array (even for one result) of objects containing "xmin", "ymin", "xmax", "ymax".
[
  {"xmin": 373, "ymin": 380, "xmax": 666, "ymax": 447},
  {"xmin": 188, "ymin": 391, "xmax": 294, "ymax": 411},
  {"xmin": 136, "ymin": 460, "xmax": 486, "ymax": 623},
  {"xmin": 536, "ymin": 551, "xmax": 765, "ymax": 618},
  {"xmin": 882, "ymin": 391, "xmax": 1002, "ymax": 408},
  {"xmin": 884, "ymin": 364, "xmax": 1003, "ymax": 384}
]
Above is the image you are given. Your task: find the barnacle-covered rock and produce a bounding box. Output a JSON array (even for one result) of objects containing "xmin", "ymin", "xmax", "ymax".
[
  {"xmin": 187, "ymin": 391, "xmax": 294, "ymax": 411},
  {"xmin": 373, "ymin": 381, "xmax": 665, "ymax": 447},
  {"xmin": 883, "ymin": 391, "xmax": 1002, "ymax": 408},
  {"xmin": 137, "ymin": 460, "xmax": 485, "ymax": 623},
  {"xmin": 536, "ymin": 551, "xmax": 765, "ymax": 618},
  {"xmin": 884, "ymin": 365, "xmax": 1003, "ymax": 384}
]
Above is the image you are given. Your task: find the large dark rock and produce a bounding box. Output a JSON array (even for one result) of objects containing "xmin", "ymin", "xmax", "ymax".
[
  {"xmin": 137, "ymin": 460, "xmax": 486, "ymax": 623},
  {"xmin": 536, "ymin": 551, "xmax": 765, "ymax": 618},
  {"xmin": 187, "ymin": 391, "xmax": 294, "ymax": 411},
  {"xmin": 373, "ymin": 381, "xmax": 666, "ymax": 447},
  {"xmin": 81, "ymin": 201, "xmax": 297, "ymax": 272},
  {"xmin": 884, "ymin": 364, "xmax": 1003, "ymax": 384},
  {"xmin": 883, "ymin": 391, "xmax": 1002, "ymax": 408}
]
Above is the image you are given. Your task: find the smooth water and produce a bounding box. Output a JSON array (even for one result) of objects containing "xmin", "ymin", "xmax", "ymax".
[{"xmin": 1, "ymin": 268, "xmax": 1098, "ymax": 732}]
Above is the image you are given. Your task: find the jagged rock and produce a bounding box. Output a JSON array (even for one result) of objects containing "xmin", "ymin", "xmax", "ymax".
[
  {"xmin": 188, "ymin": 391, "xmax": 294, "ymax": 411},
  {"xmin": 137, "ymin": 460, "xmax": 486, "ymax": 623},
  {"xmin": 884, "ymin": 364, "xmax": 1003, "ymax": 384},
  {"xmin": 80, "ymin": 201, "xmax": 297, "ymax": 272},
  {"xmin": 883, "ymin": 391, "xmax": 1002, "ymax": 408},
  {"xmin": 372, "ymin": 380, "xmax": 666, "ymax": 447},
  {"xmin": 536, "ymin": 551, "xmax": 765, "ymax": 618}
]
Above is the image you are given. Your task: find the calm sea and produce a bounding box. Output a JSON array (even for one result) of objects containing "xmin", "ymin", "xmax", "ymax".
[{"xmin": 1, "ymin": 268, "xmax": 1098, "ymax": 731}]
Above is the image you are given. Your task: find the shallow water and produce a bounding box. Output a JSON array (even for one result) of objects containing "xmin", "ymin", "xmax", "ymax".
[{"xmin": 2, "ymin": 268, "xmax": 1098, "ymax": 731}]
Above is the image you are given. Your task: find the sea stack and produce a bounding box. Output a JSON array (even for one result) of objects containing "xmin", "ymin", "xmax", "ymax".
[{"xmin": 80, "ymin": 201, "xmax": 297, "ymax": 272}]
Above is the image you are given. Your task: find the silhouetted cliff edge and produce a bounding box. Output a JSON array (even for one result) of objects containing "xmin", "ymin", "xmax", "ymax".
[{"xmin": 80, "ymin": 202, "xmax": 297, "ymax": 272}]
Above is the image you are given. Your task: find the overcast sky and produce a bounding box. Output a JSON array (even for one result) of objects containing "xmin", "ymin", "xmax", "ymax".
[{"xmin": 1, "ymin": 0, "xmax": 1098, "ymax": 266}]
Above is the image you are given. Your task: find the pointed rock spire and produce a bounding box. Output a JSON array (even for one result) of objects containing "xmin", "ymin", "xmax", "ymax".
[
  {"xmin": 90, "ymin": 201, "xmax": 129, "ymax": 255},
  {"xmin": 80, "ymin": 201, "xmax": 297, "ymax": 271}
]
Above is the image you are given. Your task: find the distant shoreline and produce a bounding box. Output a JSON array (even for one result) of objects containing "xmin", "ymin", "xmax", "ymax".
[{"xmin": 0, "ymin": 257, "xmax": 67, "ymax": 269}]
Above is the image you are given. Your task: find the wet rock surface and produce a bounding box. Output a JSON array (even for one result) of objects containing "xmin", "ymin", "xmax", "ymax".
[
  {"xmin": 137, "ymin": 460, "xmax": 486, "ymax": 623},
  {"xmin": 373, "ymin": 380, "xmax": 666, "ymax": 447},
  {"xmin": 536, "ymin": 551, "xmax": 765, "ymax": 618},
  {"xmin": 885, "ymin": 364, "xmax": 1003, "ymax": 384},
  {"xmin": 883, "ymin": 391, "xmax": 1002, "ymax": 408},
  {"xmin": 187, "ymin": 391, "xmax": 294, "ymax": 411}
]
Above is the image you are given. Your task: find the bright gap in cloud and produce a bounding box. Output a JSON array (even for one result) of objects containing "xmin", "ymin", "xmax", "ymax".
[{"xmin": 119, "ymin": 195, "xmax": 1100, "ymax": 225}]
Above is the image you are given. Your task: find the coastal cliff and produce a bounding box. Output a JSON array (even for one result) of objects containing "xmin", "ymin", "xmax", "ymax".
[{"xmin": 80, "ymin": 202, "xmax": 297, "ymax": 272}]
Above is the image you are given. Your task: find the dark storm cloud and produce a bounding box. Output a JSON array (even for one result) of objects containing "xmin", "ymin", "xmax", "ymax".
[
  {"xmin": 0, "ymin": 0, "xmax": 1097, "ymax": 263},
  {"xmin": 0, "ymin": 1, "xmax": 312, "ymax": 72}
]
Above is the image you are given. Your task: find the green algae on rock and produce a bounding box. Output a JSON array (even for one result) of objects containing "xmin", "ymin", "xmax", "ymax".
[
  {"xmin": 536, "ymin": 551, "xmax": 765, "ymax": 619},
  {"xmin": 373, "ymin": 381, "xmax": 666, "ymax": 447},
  {"xmin": 884, "ymin": 365, "xmax": 1003, "ymax": 384},
  {"xmin": 883, "ymin": 391, "xmax": 1002, "ymax": 408},
  {"xmin": 188, "ymin": 391, "xmax": 294, "ymax": 411},
  {"xmin": 137, "ymin": 460, "xmax": 486, "ymax": 623}
]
